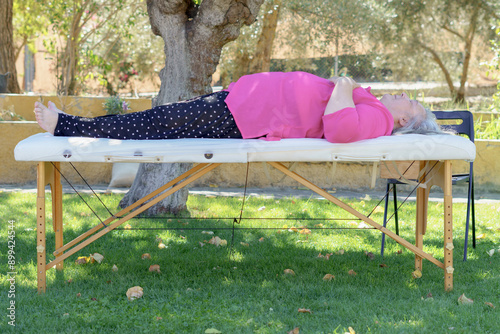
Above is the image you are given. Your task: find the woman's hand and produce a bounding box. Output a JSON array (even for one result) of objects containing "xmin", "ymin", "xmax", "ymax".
[
  {"xmin": 328, "ymin": 76, "xmax": 340, "ymax": 84},
  {"xmin": 323, "ymin": 77, "xmax": 358, "ymax": 116},
  {"xmin": 330, "ymin": 76, "xmax": 360, "ymax": 89}
]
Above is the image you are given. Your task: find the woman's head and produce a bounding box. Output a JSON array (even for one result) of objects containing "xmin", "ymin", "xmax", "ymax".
[{"xmin": 380, "ymin": 93, "xmax": 443, "ymax": 135}]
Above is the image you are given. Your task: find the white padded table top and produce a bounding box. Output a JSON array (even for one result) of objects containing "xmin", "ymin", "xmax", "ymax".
[{"xmin": 15, "ymin": 133, "xmax": 475, "ymax": 163}]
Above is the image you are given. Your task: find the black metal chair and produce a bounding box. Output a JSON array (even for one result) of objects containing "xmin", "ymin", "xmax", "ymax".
[{"xmin": 380, "ymin": 110, "xmax": 476, "ymax": 261}]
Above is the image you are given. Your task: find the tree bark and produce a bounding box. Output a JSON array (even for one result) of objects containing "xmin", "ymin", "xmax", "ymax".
[
  {"xmin": 249, "ymin": 0, "xmax": 281, "ymax": 73},
  {"xmin": 119, "ymin": 0, "xmax": 264, "ymax": 215},
  {"xmin": 59, "ymin": 6, "xmax": 84, "ymax": 96},
  {"xmin": 455, "ymin": 3, "xmax": 480, "ymax": 103},
  {"xmin": 420, "ymin": 42, "xmax": 457, "ymax": 98},
  {"xmin": 0, "ymin": 0, "xmax": 21, "ymax": 93}
]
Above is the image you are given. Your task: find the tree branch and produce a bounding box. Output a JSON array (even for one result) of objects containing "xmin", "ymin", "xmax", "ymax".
[
  {"xmin": 14, "ymin": 36, "xmax": 28, "ymax": 62},
  {"xmin": 418, "ymin": 40, "xmax": 456, "ymax": 95},
  {"xmin": 441, "ymin": 24, "xmax": 464, "ymax": 40}
]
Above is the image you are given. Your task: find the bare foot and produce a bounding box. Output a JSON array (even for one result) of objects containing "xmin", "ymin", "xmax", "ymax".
[
  {"xmin": 47, "ymin": 101, "xmax": 65, "ymax": 114},
  {"xmin": 34, "ymin": 102, "xmax": 59, "ymax": 135}
]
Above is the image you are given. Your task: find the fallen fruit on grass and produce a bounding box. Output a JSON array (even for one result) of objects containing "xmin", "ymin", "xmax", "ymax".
[
  {"xmin": 158, "ymin": 243, "xmax": 166, "ymax": 249},
  {"xmin": 284, "ymin": 269, "xmax": 296, "ymax": 276},
  {"xmin": 298, "ymin": 308, "xmax": 312, "ymax": 314},
  {"xmin": 126, "ymin": 286, "xmax": 143, "ymax": 301},
  {"xmin": 149, "ymin": 264, "xmax": 161, "ymax": 273},
  {"xmin": 487, "ymin": 249, "xmax": 495, "ymax": 257},
  {"xmin": 287, "ymin": 327, "xmax": 300, "ymax": 334},
  {"xmin": 112, "ymin": 264, "xmax": 118, "ymax": 272},
  {"xmin": 348, "ymin": 269, "xmax": 357, "ymax": 276},
  {"xmin": 411, "ymin": 269, "xmax": 422, "ymax": 279},
  {"xmin": 323, "ymin": 274, "xmax": 335, "ymax": 281},
  {"xmin": 458, "ymin": 293, "xmax": 474, "ymax": 305}
]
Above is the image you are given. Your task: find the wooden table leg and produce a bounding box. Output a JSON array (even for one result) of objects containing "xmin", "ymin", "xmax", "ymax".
[
  {"xmin": 51, "ymin": 162, "xmax": 64, "ymax": 270},
  {"xmin": 415, "ymin": 188, "xmax": 425, "ymax": 271},
  {"xmin": 443, "ymin": 161, "xmax": 454, "ymax": 291},
  {"xmin": 415, "ymin": 161, "xmax": 430, "ymax": 271},
  {"xmin": 36, "ymin": 162, "xmax": 47, "ymax": 294}
]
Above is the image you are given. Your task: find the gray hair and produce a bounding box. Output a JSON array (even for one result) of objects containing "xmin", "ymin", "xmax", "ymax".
[{"xmin": 392, "ymin": 108, "xmax": 445, "ymax": 135}]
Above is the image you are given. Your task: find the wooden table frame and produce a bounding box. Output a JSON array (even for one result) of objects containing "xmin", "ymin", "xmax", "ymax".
[{"xmin": 35, "ymin": 159, "xmax": 454, "ymax": 293}]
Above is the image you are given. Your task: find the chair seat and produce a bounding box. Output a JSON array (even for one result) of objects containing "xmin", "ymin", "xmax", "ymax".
[
  {"xmin": 452, "ymin": 174, "xmax": 470, "ymax": 184},
  {"xmin": 388, "ymin": 174, "xmax": 470, "ymax": 185}
]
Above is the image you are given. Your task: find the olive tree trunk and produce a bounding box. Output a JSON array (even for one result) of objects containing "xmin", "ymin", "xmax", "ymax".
[
  {"xmin": 0, "ymin": 0, "xmax": 21, "ymax": 93},
  {"xmin": 249, "ymin": 0, "xmax": 281, "ymax": 73},
  {"xmin": 119, "ymin": 0, "xmax": 264, "ymax": 215}
]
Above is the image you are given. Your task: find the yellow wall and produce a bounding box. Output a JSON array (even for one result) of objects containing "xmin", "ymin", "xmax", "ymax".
[{"xmin": 1, "ymin": 94, "xmax": 152, "ymax": 121}]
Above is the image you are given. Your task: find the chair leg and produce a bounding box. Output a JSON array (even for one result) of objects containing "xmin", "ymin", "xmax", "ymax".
[
  {"xmin": 463, "ymin": 192, "xmax": 471, "ymax": 262},
  {"xmin": 463, "ymin": 174, "xmax": 475, "ymax": 261},
  {"xmin": 471, "ymin": 178, "xmax": 476, "ymax": 248},
  {"xmin": 381, "ymin": 183, "xmax": 391, "ymax": 257},
  {"xmin": 393, "ymin": 185, "xmax": 399, "ymax": 235}
]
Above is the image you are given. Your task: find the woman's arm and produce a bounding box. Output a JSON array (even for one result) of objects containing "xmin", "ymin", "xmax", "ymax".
[{"xmin": 324, "ymin": 77, "xmax": 360, "ymax": 116}]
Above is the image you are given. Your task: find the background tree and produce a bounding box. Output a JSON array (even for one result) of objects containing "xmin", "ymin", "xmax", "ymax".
[
  {"xmin": 0, "ymin": 0, "xmax": 21, "ymax": 93},
  {"xmin": 41, "ymin": 0, "xmax": 142, "ymax": 96},
  {"xmin": 487, "ymin": 21, "xmax": 500, "ymax": 111},
  {"xmin": 216, "ymin": 0, "xmax": 281, "ymax": 86},
  {"xmin": 369, "ymin": 0, "xmax": 500, "ymax": 102},
  {"xmin": 12, "ymin": 0, "xmax": 48, "ymax": 63},
  {"xmin": 217, "ymin": 0, "xmax": 373, "ymax": 87},
  {"xmin": 119, "ymin": 0, "xmax": 265, "ymax": 215}
]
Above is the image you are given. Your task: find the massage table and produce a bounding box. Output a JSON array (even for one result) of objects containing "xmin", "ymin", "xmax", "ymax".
[{"xmin": 14, "ymin": 133, "xmax": 476, "ymax": 293}]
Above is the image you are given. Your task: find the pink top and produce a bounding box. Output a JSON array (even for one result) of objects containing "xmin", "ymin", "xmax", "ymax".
[{"xmin": 224, "ymin": 71, "xmax": 394, "ymax": 143}]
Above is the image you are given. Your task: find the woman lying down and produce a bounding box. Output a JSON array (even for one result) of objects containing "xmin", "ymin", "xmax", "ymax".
[{"xmin": 35, "ymin": 71, "xmax": 443, "ymax": 144}]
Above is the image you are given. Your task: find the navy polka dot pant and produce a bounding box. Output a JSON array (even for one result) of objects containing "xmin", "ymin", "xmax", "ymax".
[{"xmin": 54, "ymin": 91, "xmax": 243, "ymax": 140}]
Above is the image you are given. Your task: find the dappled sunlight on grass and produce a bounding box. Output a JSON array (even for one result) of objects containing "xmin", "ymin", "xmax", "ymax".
[{"xmin": 1, "ymin": 191, "xmax": 499, "ymax": 332}]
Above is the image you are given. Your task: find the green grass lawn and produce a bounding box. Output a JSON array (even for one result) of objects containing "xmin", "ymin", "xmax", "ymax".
[{"xmin": 1, "ymin": 190, "xmax": 499, "ymax": 333}]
